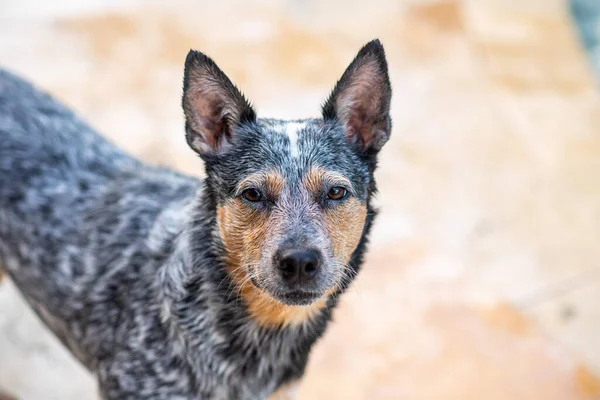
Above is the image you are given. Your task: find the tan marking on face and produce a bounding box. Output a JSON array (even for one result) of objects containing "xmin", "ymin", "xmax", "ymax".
[
  {"xmin": 304, "ymin": 167, "xmax": 367, "ymax": 263},
  {"xmin": 217, "ymin": 170, "xmax": 286, "ymax": 268},
  {"xmin": 217, "ymin": 200, "xmax": 268, "ymax": 271},
  {"xmin": 238, "ymin": 284, "xmax": 328, "ymax": 327},
  {"xmin": 217, "ymin": 170, "xmax": 327, "ymax": 327},
  {"xmin": 323, "ymin": 197, "xmax": 367, "ymax": 263}
]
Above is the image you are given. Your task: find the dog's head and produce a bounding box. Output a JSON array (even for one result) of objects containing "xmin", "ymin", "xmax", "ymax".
[{"xmin": 182, "ymin": 40, "xmax": 391, "ymax": 320}]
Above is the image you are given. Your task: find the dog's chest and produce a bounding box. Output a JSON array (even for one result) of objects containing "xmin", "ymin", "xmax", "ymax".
[
  {"xmin": 220, "ymin": 334, "xmax": 307, "ymax": 398},
  {"xmin": 176, "ymin": 319, "xmax": 315, "ymax": 399}
]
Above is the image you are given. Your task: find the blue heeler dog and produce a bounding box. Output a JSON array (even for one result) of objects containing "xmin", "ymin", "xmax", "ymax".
[{"xmin": 0, "ymin": 39, "xmax": 392, "ymax": 399}]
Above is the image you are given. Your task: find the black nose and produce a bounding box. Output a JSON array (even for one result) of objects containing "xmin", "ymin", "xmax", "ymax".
[{"xmin": 277, "ymin": 249, "xmax": 320, "ymax": 284}]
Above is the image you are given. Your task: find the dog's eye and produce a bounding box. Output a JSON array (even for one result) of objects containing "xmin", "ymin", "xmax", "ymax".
[
  {"xmin": 242, "ymin": 188, "xmax": 263, "ymax": 202},
  {"xmin": 327, "ymin": 186, "xmax": 347, "ymax": 201}
]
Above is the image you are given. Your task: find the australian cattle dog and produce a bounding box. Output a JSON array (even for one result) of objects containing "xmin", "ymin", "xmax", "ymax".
[{"xmin": 0, "ymin": 40, "xmax": 392, "ymax": 399}]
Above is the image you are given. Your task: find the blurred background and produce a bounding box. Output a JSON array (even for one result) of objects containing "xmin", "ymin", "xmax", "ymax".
[{"xmin": 1, "ymin": 0, "xmax": 600, "ymax": 399}]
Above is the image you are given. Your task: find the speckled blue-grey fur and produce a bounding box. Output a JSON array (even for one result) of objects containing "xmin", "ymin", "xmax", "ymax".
[{"xmin": 0, "ymin": 40, "xmax": 391, "ymax": 399}]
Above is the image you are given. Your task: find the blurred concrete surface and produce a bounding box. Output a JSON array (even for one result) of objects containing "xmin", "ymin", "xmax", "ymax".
[{"xmin": 1, "ymin": 0, "xmax": 600, "ymax": 399}]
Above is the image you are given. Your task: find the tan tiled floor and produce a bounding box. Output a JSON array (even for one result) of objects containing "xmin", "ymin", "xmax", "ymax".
[{"xmin": 1, "ymin": 0, "xmax": 600, "ymax": 399}]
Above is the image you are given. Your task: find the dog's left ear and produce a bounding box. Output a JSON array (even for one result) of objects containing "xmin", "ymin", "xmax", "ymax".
[
  {"xmin": 322, "ymin": 39, "xmax": 392, "ymax": 153},
  {"xmin": 182, "ymin": 50, "xmax": 256, "ymax": 157}
]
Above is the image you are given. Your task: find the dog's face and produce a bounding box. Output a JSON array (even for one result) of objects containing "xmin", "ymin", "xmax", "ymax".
[
  {"xmin": 182, "ymin": 40, "xmax": 391, "ymax": 310},
  {"xmin": 211, "ymin": 119, "xmax": 371, "ymax": 306}
]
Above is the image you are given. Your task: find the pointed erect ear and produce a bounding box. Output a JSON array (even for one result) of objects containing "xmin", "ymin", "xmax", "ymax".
[
  {"xmin": 322, "ymin": 40, "xmax": 392, "ymax": 153},
  {"xmin": 182, "ymin": 50, "xmax": 256, "ymax": 156}
]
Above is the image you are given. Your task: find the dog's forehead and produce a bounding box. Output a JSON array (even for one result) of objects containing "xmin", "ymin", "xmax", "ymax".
[
  {"xmin": 249, "ymin": 118, "xmax": 365, "ymax": 182},
  {"xmin": 256, "ymin": 118, "xmax": 347, "ymax": 166},
  {"xmin": 260, "ymin": 119, "xmax": 312, "ymax": 159},
  {"xmin": 256, "ymin": 119, "xmax": 298, "ymax": 155}
]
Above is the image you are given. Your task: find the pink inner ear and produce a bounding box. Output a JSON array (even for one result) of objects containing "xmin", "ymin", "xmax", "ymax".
[
  {"xmin": 191, "ymin": 90, "xmax": 227, "ymax": 150},
  {"xmin": 185, "ymin": 66, "xmax": 239, "ymax": 154},
  {"xmin": 183, "ymin": 51, "xmax": 256, "ymax": 156},
  {"xmin": 335, "ymin": 62, "xmax": 387, "ymax": 148}
]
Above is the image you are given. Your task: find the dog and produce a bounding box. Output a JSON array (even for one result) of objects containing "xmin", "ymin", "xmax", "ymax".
[{"xmin": 0, "ymin": 39, "xmax": 392, "ymax": 399}]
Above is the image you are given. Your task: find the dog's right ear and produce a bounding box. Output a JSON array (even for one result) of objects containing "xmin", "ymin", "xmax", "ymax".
[{"xmin": 182, "ymin": 50, "xmax": 256, "ymax": 157}]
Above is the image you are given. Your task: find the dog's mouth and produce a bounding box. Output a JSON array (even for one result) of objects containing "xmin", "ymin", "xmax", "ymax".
[
  {"xmin": 250, "ymin": 266, "xmax": 326, "ymax": 306},
  {"xmin": 249, "ymin": 275, "xmax": 324, "ymax": 306},
  {"xmin": 274, "ymin": 290, "xmax": 323, "ymax": 306}
]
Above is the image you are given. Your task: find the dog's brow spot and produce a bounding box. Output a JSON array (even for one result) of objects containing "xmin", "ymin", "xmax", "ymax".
[{"xmin": 282, "ymin": 121, "xmax": 306, "ymax": 158}]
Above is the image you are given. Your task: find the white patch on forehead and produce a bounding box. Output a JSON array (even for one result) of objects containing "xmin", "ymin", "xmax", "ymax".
[{"xmin": 282, "ymin": 121, "xmax": 306, "ymax": 158}]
